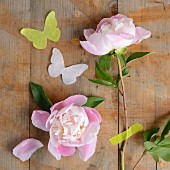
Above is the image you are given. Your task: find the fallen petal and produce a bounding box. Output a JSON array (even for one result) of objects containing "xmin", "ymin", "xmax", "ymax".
[{"xmin": 13, "ymin": 138, "xmax": 43, "ymax": 161}]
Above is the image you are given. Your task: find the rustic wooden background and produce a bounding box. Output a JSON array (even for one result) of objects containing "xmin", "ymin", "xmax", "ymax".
[{"xmin": 0, "ymin": 0, "xmax": 170, "ymax": 169}]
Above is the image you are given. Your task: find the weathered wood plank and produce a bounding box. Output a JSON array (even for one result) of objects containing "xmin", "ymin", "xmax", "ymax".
[
  {"xmin": 118, "ymin": 0, "xmax": 170, "ymax": 169},
  {"xmin": 29, "ymin": 0, "xmax": 118, "ymax": 170},
  {"xmin": 0, "ymin": 0, "xmax": 30, "ymax": 170}
]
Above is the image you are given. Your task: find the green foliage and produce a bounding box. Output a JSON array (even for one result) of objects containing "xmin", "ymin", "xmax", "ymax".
[
  {"xmin": 89, "ymin": 79, "xmax": 116, "ymax": 87},
  {"xmin": 96, "ymin": 62, "xmax": 114, "ymax": 83},
  {"xmin": 89, "ymin": 56, "xmax": 116, "ymax": 87},
  {"xmin": 118, "ymin": 54, "xmax": 126, "ymax": 67},
  {"xmin": 143, "ymin": 118, "xmax": 170, "ymax": 162},
  {"xmin": 30, "ymin": 82, "xmax": 52, "ymax": 112},
  {"xmin": 144, "ymin": 128, "xmax": 160, "ymax": 142},
  {"xmin": 126, "ymin": 52, "xmax": 152, "ymax": 63},
  {"xmin": 98, "ymin": 54, "xmax": 112, "ymax": 71},
  {"xmin": 83, "ymin": 96, "xmax": 104, "ymax": 108}
]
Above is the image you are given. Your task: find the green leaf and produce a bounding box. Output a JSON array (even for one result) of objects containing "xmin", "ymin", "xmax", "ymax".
[
  {"xmin": 144, "ymin": 128, "xmax": 160, "ymax": 142},
  {"xmin": 126, "ymin": 52, "xmax": 152, "ymax": 63},
  {"xmin": 151, "ymin": 146, "xmax": 170, "ymax": 162},
  {"xmin": 83, "ymin": 96, "xmax": 104, "ymax": 108},
  {"xmin": 109, "ymin": 123, "xmax": 143, "ymax": 145},
  {"xmin": 150, "ymin": 152, "xmax": 159, "ymax": 162},
  {"xmin": 144, "ymin": 141, "xmax": 157, "ymax": 151},
  {"xmin": 158, "ymin": 136, "xmax": 170, "ymax": 146},
  {"xmin": 30, "ymin": 82, "xmax": 52, "ymax": 112},
  {"xmin": 95, "ymin": 62, "xmax": 114, "ymax": 83},
  {"xmin": 98, "ymin": 54, "xmax": 112, "ymax": 71},
  {"xmin": 89, "ymin": 79, "xmax": 116, "ymax": 87},
  {"xmin": 161, "ymin": 118, "xmax": 170, "ymax": 139},
  {"xmin": 118, "ymin": 54, "xmax": 126, "ymax": 67},
  {"xmin": 116, "ymin": 67, "xmax": 130, "ymax": 86},
  {"xmin": 154, "ymin": 136, "xmax": 161, "ymax": 144}
]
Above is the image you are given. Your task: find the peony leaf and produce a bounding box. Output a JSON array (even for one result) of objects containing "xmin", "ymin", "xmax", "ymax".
[
  {"xmin": 126, "ymin": 52, "xmax": 152, "ymax": 63},
  {"xmin": 109, "ymin": 123, "xmax": 143, "ymax": 145},
  {"xmin": 150, "ymin": 152, "xmax": 159, "ymax": 162},
  {"xmin": 144, "ymin": 141, "xmax": 157, "ymax": 151},
  {"xmin": 151, "ymin": 146, "xmax": 170, "ymax": 162},
  {"xmin": 95, "ymin": 62, "xmax": 114, "ymax": 83},
  {"xmin": 30, "ymin": 82, "xmax": 52, "ymax": 112},
  {"xmin": 144, "ymin": 127, "xmax": 160, "ymax": 142},
  {"xmin": 98, "ymin": 54, "xmax": 112, "ymax": 71},
  {"xmin": 118, "ymin": 54, "xmax": 126, "ymax": 67},
  {"xmin": 161, "ymin": 118, "xmax": 170, "ymax": 139},
  {"xmin": 83, "ymin": 96, "xmax": 104, "ymax": 108},
  {"xmin": 89, "ymin": 79, "xmax": 116, "ymax": 87}
]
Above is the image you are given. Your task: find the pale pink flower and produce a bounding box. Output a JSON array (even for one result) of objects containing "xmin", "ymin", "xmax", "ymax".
[
  {"xmin": 80, "ymin": 14, "xmax": 151, "ymax": 55},
  {"xmin": 13, "ymin": 95, "xmax": 102, "ymax": 161}
]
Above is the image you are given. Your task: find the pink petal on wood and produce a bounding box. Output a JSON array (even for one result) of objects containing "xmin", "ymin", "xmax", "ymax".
[{"xmin": 13, "ymin": 138, "xmax": 43, "ymax": 161}]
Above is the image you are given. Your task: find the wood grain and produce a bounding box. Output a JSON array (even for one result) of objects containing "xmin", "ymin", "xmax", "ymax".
[
  {"xmin": 118, "ymin": 0, "xmax": 170, "ymax": 170},
  {"xmin": 0, "ymin": 0, "xmax": 30, "ymax": 170},
  {"xmin": 0, "ymin": 0, "xmax": 170, "ymax": 170}
]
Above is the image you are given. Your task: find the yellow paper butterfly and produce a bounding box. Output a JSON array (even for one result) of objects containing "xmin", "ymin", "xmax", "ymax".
[{"xmin": 20, "ymin": 11, "xmax": 61, "ymax": 49}]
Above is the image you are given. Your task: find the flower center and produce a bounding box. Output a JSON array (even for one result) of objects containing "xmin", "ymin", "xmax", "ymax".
[{"xmin": 51, "ymin": 106, "xmax": 88, "ymax": 143}]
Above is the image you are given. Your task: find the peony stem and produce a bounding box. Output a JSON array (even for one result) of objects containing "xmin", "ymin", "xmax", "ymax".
[
  {"xmin": 132, "ymin": 150, "xmax": 146, "ymax": 170},
  {"xmin": 117, "ymin": 56, "xmax": 128, "ymax": 170}
]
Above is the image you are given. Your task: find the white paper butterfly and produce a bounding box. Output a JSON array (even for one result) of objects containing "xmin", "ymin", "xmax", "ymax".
[{"xmin": 48, "ymin": 48, "xmax": 88, "ymax": 85}]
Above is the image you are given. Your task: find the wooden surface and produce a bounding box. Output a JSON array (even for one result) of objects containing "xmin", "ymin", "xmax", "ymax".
[{"xmin": 0, "ymin": 0, "xmax": 169, "ymax": 170}]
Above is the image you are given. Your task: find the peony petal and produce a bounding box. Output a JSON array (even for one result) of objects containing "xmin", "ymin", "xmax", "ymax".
[
  {"xmin": 13, "ymin": 138, "xmax": 43, "ymax": 161},
  {"xmin": 106, "ymin": 34, "xmax": 133, "ymax": 49},
  {"xmin": 83, "ymin": 107, "xmax": 102, "ymax": 123},
  {"xmin": 80, "ymin": 41, "xmax": 106, "ymax": 56},
  {"xmin": 96, "ymin": 18, "xmax": 113, "ymax": 32},
  {"xmin": 132, "ymin": 27, "xmax": 151, "ymax": 44},
  {"xmin": 50, "ymin": 101, "xmax": 65, "ymax": 112},
  {"xmin": 46, "ymin": 110, "xmax": 58, "ymax": 129},
  {"xmin": 31, "ymin": 110, "xmax": 50, "ymax": 131},
  {"xmin": 64, "ymin": 95, "xmax": 87, "ymax": 106},
  {"xmin": 111, "ymin": 14, "xmax": 127, "ymax": 19},
  {"xmin": 78, "ymin": 138, "xmax": 97, "ymax": 161},
  {"xmin": 81, "ymin": 122, "xmax": 100, "ymax": 144},
  {"xmin": 56, "ymin": 103, "xmax": 74, "ymax": 117},
  {"xmin": 84, "ymin": 29, "xmax": 95, "ymax": 40},
  {"xmin": 48, "ymin": 140, "xmax": 61, "ymax": 160},
  {"xmin": 57, "ymin": 144, "xmax": 75, "ymax": 156}
]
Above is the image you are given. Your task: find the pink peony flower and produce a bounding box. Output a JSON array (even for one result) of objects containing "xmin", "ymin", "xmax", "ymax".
[
  {"xmin": 80, "ymin": 14, "xmax": 151, "ymax": 55},
  {"xmin": 13, "ymin": 95, "xmax": 102, "ymax": 161}
]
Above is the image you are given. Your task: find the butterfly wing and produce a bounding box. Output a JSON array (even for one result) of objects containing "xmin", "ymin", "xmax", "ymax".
[
  {"xmin": 48, "ymin": 48, "xmax": 65, "ymax": 77},
  {"xmin": 21, "ymin": 28, "xmax": 47, "ymax": 49},
  {"xmin": 61, "ymin": 64, "xmax": 88, "ymax": 85},
  {"xmin": 44, "ymin": 11, "xmax": 61, "ymax": 42}
]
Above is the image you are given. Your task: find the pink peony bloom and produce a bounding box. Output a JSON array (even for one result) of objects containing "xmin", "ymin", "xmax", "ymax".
[
  {"xmin": 80, "ymin": 14, "xmax": 151, "ymax": 55},
  {"xmin": 13, "ymin": 95, "xmax": 102, "ymax": 161}
]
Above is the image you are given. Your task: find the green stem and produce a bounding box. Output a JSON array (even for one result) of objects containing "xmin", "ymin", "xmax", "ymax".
[{"xmin": 117, "ymin": 55, "xmax": 128, "ymax": 170}]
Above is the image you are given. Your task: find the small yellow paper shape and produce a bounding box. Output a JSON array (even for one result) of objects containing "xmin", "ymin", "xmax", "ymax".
[
  {"xmin": 20, "ymin": 11, "xmax": 61, "ymax": 49},
  {"xmin": 109, "ymin": 123, "xmax": 143, "ymax": 145}
]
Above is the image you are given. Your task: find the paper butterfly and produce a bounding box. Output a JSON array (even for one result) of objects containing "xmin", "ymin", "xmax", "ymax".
[
  {"xmin": 20, "ymin": 11, "xmax": 61, "ymax": 49},
  {"xmin": 48, "ymin": 48, "xmax": 88, "ymax": 85}
]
